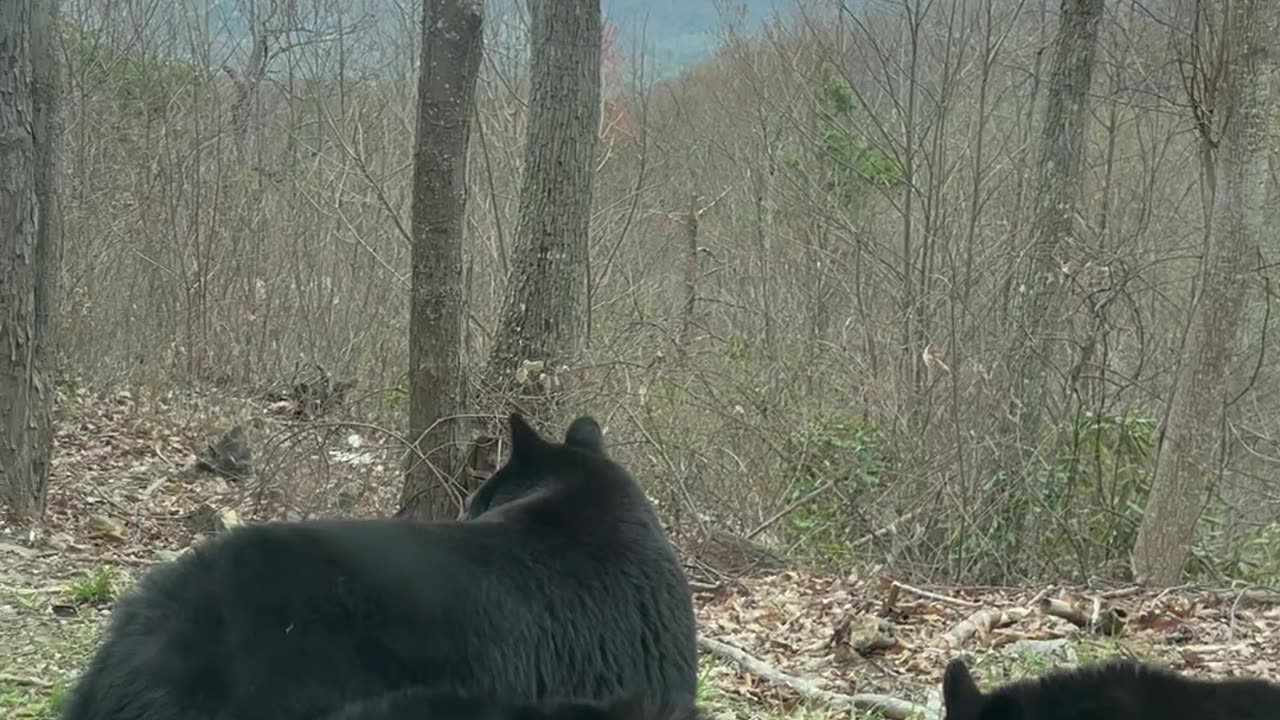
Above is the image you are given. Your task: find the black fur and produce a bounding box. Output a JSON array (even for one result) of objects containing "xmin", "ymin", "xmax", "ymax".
[
  {"xmin": 323, "ymin": 687, "xmax": 702, "ymax": 720},
  {"xmin": 563, "ymin": 416, "xmax": 605, "ymax": 455},
  {"xmin": 62, "ymin": 414, "xmax": 699, "ymax": 720},
  {"xmin": 461, "ymin": 414, "xmax": 611, "ymax": 518},
  {"xmin": 942, "ymin": 657, "xmax": 1280, "ymax": 720}
]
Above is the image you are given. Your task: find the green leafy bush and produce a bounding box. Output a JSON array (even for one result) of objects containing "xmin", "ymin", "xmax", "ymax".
[
  {"xmin": 958, "ymin": 411, "xmax": 1156, "ymax": 582},
  {"xmin": 780, "ymin": 414, "xmax": 883, "ymax": 567},
  {"xmin": 62, "ymin": 21, "xmax": 200, "ymax": 121}
]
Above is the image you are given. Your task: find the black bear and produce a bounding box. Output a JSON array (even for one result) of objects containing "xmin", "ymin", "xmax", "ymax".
[
  {"xmin": 322, "ymin": 687, "xmax": 701, "ymax": 720},
  {"xmin": 942, "ymin": 656, "xmax": 1280, "ymax": 720},
  {"xmin": 61, "ymin": 414, "xmax": 699, "ymax": 720}
]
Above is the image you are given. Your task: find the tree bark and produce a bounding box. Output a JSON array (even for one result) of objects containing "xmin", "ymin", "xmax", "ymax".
[
  {"xmin": 400, "ymin": 0, "xmax": 484, "ymax": 520},
  {"xmin": 1132, "ymin": 0, "xmax": 1277, "ymax": 586},
  {"xmin": 1004, "ymin": 0, "xmax": 1103, "ymax": 476},
  {"xmin": 1, "ymin": 0, "xmax": 62, "ymax": 522},
  {"xmin": 0, "ymin": 0, "xmax": 61, "ymax": 522},
  {"xmin": 485, "ymin": 0, "xmax": 601, "ymax": 402}
]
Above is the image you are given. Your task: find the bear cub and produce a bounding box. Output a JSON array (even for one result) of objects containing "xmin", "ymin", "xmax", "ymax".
[{"xmin": 943, "ymin": 656, "xmax": 1280, "ymax": 720}]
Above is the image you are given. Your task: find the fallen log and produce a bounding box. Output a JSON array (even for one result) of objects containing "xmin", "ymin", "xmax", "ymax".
[{"xmin": 697, "ymin": 636, "xmax": 937, "ymax": 720}]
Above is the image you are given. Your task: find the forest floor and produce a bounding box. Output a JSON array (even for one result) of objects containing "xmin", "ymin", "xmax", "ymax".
[{"xmin": 3, "ymin": 386, "xmax": 1280, "ymax": 719}]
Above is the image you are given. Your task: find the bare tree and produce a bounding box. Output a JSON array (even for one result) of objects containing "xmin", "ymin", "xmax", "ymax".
[
  {"xmin": 0, "ymin": 0, "xmax": 62, "ymax": 521},
  {"xmin": 400, "ymin": 0, "xmax": 485, "ymax": 520},
  {"xmin": 1005, "ymin": 0, "xmax": 1104, "ymax": 475},
  {"xmin": 485, "ymin": 0, "xmax": 602, "ymax": 402},
  {"xmin": 1132, "ymin": 0, "xmax": 1278, "ymax": 585},
  {"xmin": 45, "ymin": 0, "xmax": 1280, "ymax": 580}
]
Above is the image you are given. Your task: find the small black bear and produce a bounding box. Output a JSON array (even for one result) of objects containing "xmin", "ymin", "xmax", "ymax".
[
  {"xmin": 323, "ymin": 687, "xmax": 701, "ymax": 720},
  {"xmin": 943, "ymin": 656, "xmax": 1280, "ymax": 720},
  {"xmin": 62, "ymin": 414, "xmax": 698, "ymax": 720}
]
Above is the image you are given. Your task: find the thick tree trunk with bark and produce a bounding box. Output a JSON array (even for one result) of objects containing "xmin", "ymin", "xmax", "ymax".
[
  {"xmin": 485, "ymin": 0, "xmax": 601, "ymax": 401},
  {"xmin": 1132, "ymin": 0, "xmax": 1277, "ymax": 585},
  {"xmin": 0, "ymin": 0, "xmax": 62, "ymax": 522},
  {"xmin": 400, "ymin": 0, "xmax": 484, "ymax": 520},
  {"xmin": 1004, "ymin": 0, "xmax": 1103, "ymax": 473}
]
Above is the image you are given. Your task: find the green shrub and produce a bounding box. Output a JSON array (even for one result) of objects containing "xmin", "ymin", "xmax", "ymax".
[
  {"xmin": 67, "ymin": 566, "xmax": 117, "ymax": 606},
  {"xmin": 957, "ymin": 410, "xmax": 1155, "ymax": 582},
  {"xmin": 780, "ymin": 414, "xmax": 883, "ymax": 567}
]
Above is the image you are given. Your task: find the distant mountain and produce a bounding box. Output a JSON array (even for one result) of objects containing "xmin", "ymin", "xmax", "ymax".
[
  {"xmin": 203, "ymin": 0, "xmax": 780, "ymax": 80},
  {"xmin": 601, "ymin": 0, "xmax": 776, "ymax": 77}
]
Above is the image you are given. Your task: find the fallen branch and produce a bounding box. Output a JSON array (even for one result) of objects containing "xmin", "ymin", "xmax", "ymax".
[
  {"xmin": 1098, "ymin": 586, "xmax": 1142, "ymax": 600},
  {"xmin": 892, "ymin": 581, "xmax": 982, "ymax": 609},
  {"xmin": 934, "ymin": 607, "xmax": 1028, "ymax": 649},
  {"xmin": 1038, "ymin": 597, "xmax": 1089, "ymax": 627},
  {"xmin": 1037, "ymin": 597, "xmax": 1126, "ymax": 636},
  {"xmin": 0, "ymin": 672, "xmax": 55, "ymax": 688},
  {"xmin": 697, "ymin": 636, "xmax": 937, "ymax": 720},
  {"xmin": 1231, "ymin": 587, "xmax": 1280, "ymax": 605}
]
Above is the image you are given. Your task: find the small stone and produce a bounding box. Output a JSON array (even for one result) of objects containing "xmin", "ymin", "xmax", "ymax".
[{"xmin": 87, "ymin": 514, "xmax": 126, "ymax": 542}]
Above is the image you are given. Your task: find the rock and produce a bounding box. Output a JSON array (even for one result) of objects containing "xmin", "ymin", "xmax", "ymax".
[
  {"xmin": 848, "ymin": 614, "xmax": 898, "ymax": 654},
  {"xmin": 51, "ymin": 604, "xmax": 80, "ymax": 618},
  {"xmin": 1008, "ymin": 638, "xmax": 1076, "ymax": 663},
  {"xmin": 192, "ymin": 425, "xmax": 253, "ymax": 482},
  {"xmin": 832, "ymin": 613, "xmax": 899, "ymax": 663},
  {"xmin": 87, "ymin": 514, "xmax": 127, "ymax": 542},
  {"xmin": 184, "ymin": 504, "xmax": 241, "ymax": 534}
]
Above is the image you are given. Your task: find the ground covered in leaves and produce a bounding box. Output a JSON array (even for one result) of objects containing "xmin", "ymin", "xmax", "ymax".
[{"xmin": 3, "ymin": 386, "xmax": 1279, "ymax": 719}]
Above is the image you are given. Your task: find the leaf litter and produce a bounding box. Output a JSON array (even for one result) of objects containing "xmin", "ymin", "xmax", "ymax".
[{"xmin": 1, "ymin": 385, "xmax": 1278, "ymax": 719}]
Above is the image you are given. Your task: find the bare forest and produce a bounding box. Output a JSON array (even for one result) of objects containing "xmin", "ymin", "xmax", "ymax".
[{"xmin": 4, "ymin": 0, "xmax": 1280, "ymax": 717}]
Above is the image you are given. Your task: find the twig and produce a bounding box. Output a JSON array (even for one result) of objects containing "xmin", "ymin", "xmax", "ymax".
[
  {"xmin": 1028, "ymin": 586, "xmax": 1056, "ymax": 608},
  {"xmin": 892, "ymin": 581, "xmax": 982, "ymax": 609},
  {"xmin": 850, "ymin": 508, "xmax": 925, "ymax": 550},
  {"xmin": 1229, "ymin": 587, "xmax": 1280, "ymax": 605},
  {"xmin": 0, "ymin": 672, "xmax": 55, "ymax": 688},
  {"xmin": 748, "ymin": 480, "xmax": 833, "ymax": 540},
  {"xmin": 698, "ymin": 636, "xmax": 937, "ymax": 720},
  {"xmin": 152, "ymin": 440, "xmax": 182, "ymax": 470}
]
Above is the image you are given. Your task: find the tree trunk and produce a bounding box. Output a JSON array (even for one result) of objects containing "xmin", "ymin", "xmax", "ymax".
[
  {"xmin": 0, "ymin": 0, "xmax": 62, "ymax": 522},
  {"xmin": 485, "ymin": 0, "xmax": 601, "ymax": 404},
  {"xmin": 400, "ymin": 0, "xmax": 484, "ymax": 520},
  {"xmin": 1132, "ymin": 0, "xmax": 1277, "ymax": 586},
  {"xmin": 677, "ymin": 194, "xmax": 699, "ymax": 354},
  {"xmin": 1004, "ymin": 0, "xmax": 1103, "ymax": 475}
]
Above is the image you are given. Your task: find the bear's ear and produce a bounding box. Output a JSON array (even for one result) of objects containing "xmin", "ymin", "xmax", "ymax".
[
  {"xmin": 507, "ymin": 413, "xmax": 548, "ymax": 460},
  {"xmin": 564, "ymin": 416, "xmax": 604, "ymax": 454},
  {"xmin": 943, "ymin": 659, "xmax": 984, "ymax": 719}
]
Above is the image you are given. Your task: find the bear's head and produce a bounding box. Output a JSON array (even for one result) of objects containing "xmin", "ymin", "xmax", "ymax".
[
  {"xmin": 943, "ymin": 659, "xmax": 1021, "ymax": 720},
  {"xmin": 461, "ymin": 413, "xmax": 607, "ymax": 520}
]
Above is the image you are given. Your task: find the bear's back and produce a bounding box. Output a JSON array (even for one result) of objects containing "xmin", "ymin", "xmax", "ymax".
[{"xmin": 986, "ymin": 661, "xmax": 1280, "ymax": 720}]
